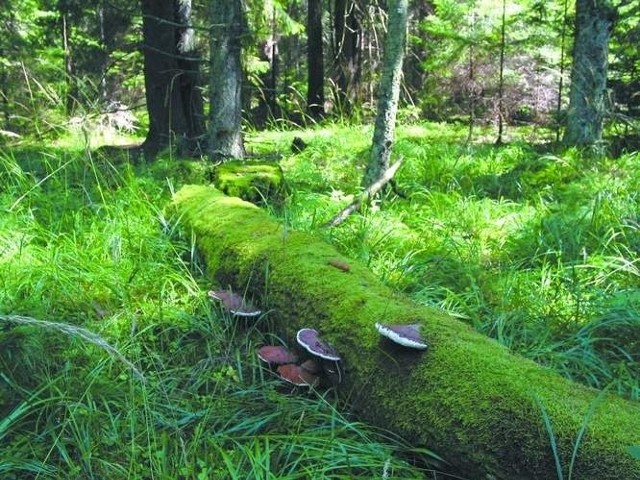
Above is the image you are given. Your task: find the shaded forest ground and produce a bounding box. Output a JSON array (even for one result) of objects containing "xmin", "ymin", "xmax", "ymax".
[{"xmin": 1, "ymin": 122, "xmax": 639, "ymax": 478}]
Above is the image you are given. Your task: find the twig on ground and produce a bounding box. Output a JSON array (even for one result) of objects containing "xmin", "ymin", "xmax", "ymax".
[{"xmin": 323, "ymin": 156, "xmax": 404, "ymax": 228}]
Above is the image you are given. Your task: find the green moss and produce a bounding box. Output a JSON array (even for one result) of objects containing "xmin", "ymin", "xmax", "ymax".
[
  {"xmin": 172, "ymin": 185, "xmax": 640, "ymax": 480},
  {"xmin": 212, "ymin": 160, "xmax": 287, "ymax": 206}
]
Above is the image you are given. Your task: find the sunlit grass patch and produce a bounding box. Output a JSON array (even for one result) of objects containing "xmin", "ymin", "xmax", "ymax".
[
  {"xmin": 0, "ymin": 143, "xmax": 435, "ymax": 478},
  {"xmin": 269, "ymin": 122, "xmax": 640, "ymax": 399}
]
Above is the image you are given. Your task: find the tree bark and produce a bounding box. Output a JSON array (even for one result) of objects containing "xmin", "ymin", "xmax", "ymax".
[
  {"xmin": 59, "ymin": 1, "xmax": 78, "ymax": 116},
  {"xmin": 555, "ymin": 0, "xmax": 570, "ymax": 143},
  {"xmin": 0, "ymin": 45, "xmax": 9, "ymax": 131},
  {"xmin": 209, "ymin": 0, "xmax": 245, "ymax": 160},
  {"xmin": 333, "ymin": 0, "xmax": 361, "ymax": 113},
  {"xmin": 254, "ymin": 5, "xmax": 279, "ymax": 127},
  {"xmin": 495, "ymin": 0, "xmax": 507, "ymax": 145},
  {"xmin": 325, "ymin": 157, "xmax": 403, "ymax": 228},
  {"xmin": 362, "ymin": 0, "xmax": 408, "ymax": 188},
  {"xmin": 307, "ymin": 0, "xmax": 325, "ymax": 119},
  {"xmin": 140, "ymin": 0, "xmax": 205, "ymax": 160},
  {"xmin": 172, "ymin": 184, "xmax": 640, "ymax": 480},
  {"xmin": 175, "ymin": 0, "xmax": 206, "ymax": 150},
  {"xmin": 563, "ymin": 0, "xmax": 617, "ymax": 147}
]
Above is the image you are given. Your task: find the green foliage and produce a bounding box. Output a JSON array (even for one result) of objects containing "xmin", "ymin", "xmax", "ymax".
[
  {"xmin": 0, "ymin": 0, "xmax": 142, "ymax": 139},
  {"xmin": 417, "ymin": 0, "xmax": 571, "ymax": 124},
  {"xmin": 265, "ymin": 123, "xmax": 640, "ymax": 400},
  {"xmin": 0, "ymin": 142, "xmax": 430, "ymax": 478}
]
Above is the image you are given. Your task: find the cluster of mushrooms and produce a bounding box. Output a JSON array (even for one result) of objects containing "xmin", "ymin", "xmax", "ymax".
[
  {"xmin": 258, "ymin": 328, "xmax": 342, "ymax": 387},
  {"xmin": 209, "ymin": 288, "xmax": 428, "ymax": 389}
]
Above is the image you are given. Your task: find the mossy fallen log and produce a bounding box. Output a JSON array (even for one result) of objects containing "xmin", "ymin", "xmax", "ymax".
[{"xmin": 171, "ymin": 185, "xmax": 640, "ymax": 479}]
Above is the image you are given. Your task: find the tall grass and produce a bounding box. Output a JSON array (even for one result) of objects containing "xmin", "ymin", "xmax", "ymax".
[
  {"xmin": 0, "ymin": 143, "xmax": 436, "ymax": 478},
  {"xmin": 269, "ymin": 124, "xmax": 640, "ymax": 400}
]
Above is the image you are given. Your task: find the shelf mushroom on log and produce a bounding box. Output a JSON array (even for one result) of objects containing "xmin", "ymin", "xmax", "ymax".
[
  {"xmin": 257, "ymin": 346, "xmax": 298, "ymax": 365},
  {"xmin": 296, "ymin": 328, "xmax": 341, "ymax": 361},
  {"xmin": 172, "ymin": 185, "xmax": 640, "ymax": 480},
  {"xmin": 208, "ymin": 289, "xmax": 262, "ymax": 317},
  {"xmin": 375, "ymin": 322, "xmax": 428, "ymax": 350}
]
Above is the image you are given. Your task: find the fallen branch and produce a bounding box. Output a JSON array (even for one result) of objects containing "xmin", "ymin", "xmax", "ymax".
[{"xmin": 324, "ymin": 156, "xmax": 404, "ymax": 228}]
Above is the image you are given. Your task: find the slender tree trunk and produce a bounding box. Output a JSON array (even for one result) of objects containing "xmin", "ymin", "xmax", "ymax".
[
  {"xmin": 555, "ymin": 0, "xmax": 569, "ymax": 143},
  {"xmin": 307, "ymin": 0, "xmax": 325, "ymax": 119},
  {"xmin": 255, "ymin": 4, "xmax": 279, "ymax": 126},
  {"xmin": 140, "ymin": 0, "xmax": 205, "ymax": 160},
  {"xmin": 209, "ymin": 0, "xmax": 245, "ymax": 160},
  {"xmin": 564, "ymin": 0, "xmax": 617, "ymax": 147},
  {"xmin": 59, "ymin": 1, "xmax": 77, "ymax": 116},
  {"xmin": 0, "ymin": 46, "xmax": 8, "ymax": 130},
  {"xmin": 466, "ymin": 13, "xmax": 477, "ymax": 145},
  {"xmin": 176, "ymin": 0, "xmax": 205, "ymax": 151},
  {"xmin": 495, "ymin": 0, "xmax": 506, "ymax": 145},
  {"xmin": 333, "ymin": 0, "xmax": 361, "ymax": 113},
  {"xmin": 97, "ymin": 3, "xmax": 107, "ymax": 103},
  {"xmin": 362, "ymin": 0, "xmax": 408, "ymax": 188}
]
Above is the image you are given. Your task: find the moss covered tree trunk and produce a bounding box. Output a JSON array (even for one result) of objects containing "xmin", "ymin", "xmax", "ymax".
[{"xmin": 171, "ymin": 185, "xmax": 640, "ymax": 480}]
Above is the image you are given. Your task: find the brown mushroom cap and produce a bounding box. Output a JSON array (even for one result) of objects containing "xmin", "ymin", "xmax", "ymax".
[
  {"xmin": 208, "ymin": 290, "xmax": 262, "ymax": 317},
  {"xmin": 296, "ymin": 328, "xmax": 341, "ymax": 362},
  {"xmin": 277, "ymin": 364, "xmax": 319, "ymax": 387},
  {"xmin": 300, "ymin": 358, "xmax": 322, "ymax": 374},
  {"xmin": 375, "ymin": 322, "xmax": 428, "ymax": 350},
  {"xmin": 257, "ymin": 346, "xmax": 298, "ymax": 365}
]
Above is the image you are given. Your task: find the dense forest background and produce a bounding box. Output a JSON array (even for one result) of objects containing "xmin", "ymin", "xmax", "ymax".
[
  {"xmin": 1, "ymin": 0, "xmax": 638, "ymax": 148},
  {"xmin": 2, "ymin": 1, "xmax": 640, "ymax": 478}
]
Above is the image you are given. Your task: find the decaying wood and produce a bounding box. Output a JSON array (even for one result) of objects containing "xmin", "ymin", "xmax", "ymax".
[{"xmin": 324, "ymin": 156, "xmax": 404, "ymax": 228}]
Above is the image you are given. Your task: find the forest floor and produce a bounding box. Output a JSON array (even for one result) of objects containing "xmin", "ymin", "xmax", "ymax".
[{"xmin": 1, "ymin": 122, "xmax": 638, "ymax": 478}]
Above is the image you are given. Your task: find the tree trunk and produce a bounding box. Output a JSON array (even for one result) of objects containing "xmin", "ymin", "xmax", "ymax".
[
  {"xmin": 59, "ymin": 1, "xmax": 77, "ymax": 116},
  {"xmin": 495, "ymin": 0, "xmax": 507, "ymax": 145},
  {"xmin": 140, "ymin": 0, "xmax": 205, "ymax": 160},
  {"xmin": 172, "ymin": 184, "xmax": 640, "ymax": 480},
  {"xmin": 333, "ymin": 0, "xmax": 361, "ymax": 113},
  {"xmin": 209, "ymin": 0, "xmax": 245, "ymax": 160},
  {"xmin": 563, "ymin": 0, "xmax": 617, "ymax": 147},
  {"xmin": 362, "ymin": 0, "xmax": 408, "ymax": 188},
  {"xmin": 254, "ymin": 5, "xmax": 279, "ymax": 127},
  {"xmin": 0, "ymin": 45, "xmax": 9, "ymax": 130},
  {"xmin": 555, "ymin": 0, "xmax": 570, "ymax": 143},
  {"xmin": 307, "ymin": 0, "xmax": 325, "ymax": 119}
]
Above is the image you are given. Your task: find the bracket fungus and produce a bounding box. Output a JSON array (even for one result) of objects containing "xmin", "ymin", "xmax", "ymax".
[
  {"xmin": 375, "ymin": 322, "xmax": 428, "ymax": 350},
  {"xmin": 296, "ymin": 328, "xmax": 341, "ymax": 361},
  {"xmin": 257, "ymin": 346, "xmax": 298, "ymax": 365},
  {"xmin": 208, "ymin": 290, "xmax": 262, "ymax": 317},
  {"xmin": 276, "ymin": 364, "xmax": 319, "ymax": 387},
  {"xmin": 257, "ymin": 330, "xmax": 343, "ymax": 388},
  {"xmin": 296, "ymin": 328, "xmax": 343, "ymax": 384}
]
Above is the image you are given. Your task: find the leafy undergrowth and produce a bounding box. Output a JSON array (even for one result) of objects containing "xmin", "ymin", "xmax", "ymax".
[
  {"xmin": 0, "ymin": 146, "xmax": 440, "ymax": 478},
  {"xmin": 259, "ymin": 123, "xmax": 640, "ymax": 400}
]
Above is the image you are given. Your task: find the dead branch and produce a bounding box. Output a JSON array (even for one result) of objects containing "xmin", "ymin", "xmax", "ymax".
[{"xmin": 323, "ymin": 156, "xmax": 404, "ymax": 228}]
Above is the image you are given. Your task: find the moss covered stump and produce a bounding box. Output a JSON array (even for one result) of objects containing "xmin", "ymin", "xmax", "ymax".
[
  {"xmin": 172, "ymin": 185, "xmax": 640, "ymax": 480},
  {"xmin": 211, "ymin": 160, "xmax": 287, "ymax": 206}
]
